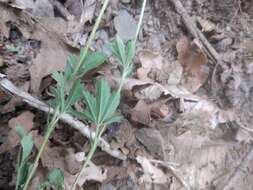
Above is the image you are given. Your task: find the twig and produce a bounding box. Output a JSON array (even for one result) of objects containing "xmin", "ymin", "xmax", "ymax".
[
  {"xmin": 169, "ymin": 0, "xmax": 220, "ymax": 63},
  {"xmin": 48, "ymin": 0, "xmax": 74, "ymax": 21},
  {"xmin": 0, "ymin": 75, "xmax": 126, "ymax": 161},
  {"xmin": 222, "ymin": 146, "xmax": 253, "ymax": 190},
  {"xmin": 169, "ymin": 0, "xmax": 225, "ymax": 107}
]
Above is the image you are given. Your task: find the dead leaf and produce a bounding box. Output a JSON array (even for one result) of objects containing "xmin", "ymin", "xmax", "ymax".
[
  {"xmin": 136, "ymin": 156, "xmax": 169, "ymax": 184},
  {"xmin": 196, "ymin": 16, "xmax": 216, "ymax": 33},
  {"xmin": 136, "ymin": 128, "xmax": 165, "ymax": 159},
  {"xmin": 114, "ymin": 10, "xmax": 137, "ymax": 41},
  {"xmin": 0, "ymin": 111, "xmax": 34, "ymax": 154},
  {"xmin": 80, "ymin": 0, "xmax": 97, "ymax": 24},
  {"xmin": 0, "ymin": 4, "xmax": 71, "ymax": 94},
  {"xmin": 131, "ymin": 100, "xmax": 152, "ymax": 126},
  {"xmin": 176, "ymin": 36, "xmax": 209, "ymax": 93},
  {"xmin": 33, "ymin": 131, "xmax": 65, "ymax": 170},
  {"xmin": 64, "ymin": 163, "xmax": 107, "ymax": 189},
  {"xmin": 138, "ymin": 50, "xmax": 183, "ymax": 85}
]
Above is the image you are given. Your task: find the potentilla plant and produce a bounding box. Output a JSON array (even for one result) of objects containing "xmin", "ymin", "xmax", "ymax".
[
  {"xmin": 70, "ymin": 0, "xmax": 147, "ymax": 189},
  {"xmin": 20, "ymin": 1, "xmax": 110, "ymax": 189}
]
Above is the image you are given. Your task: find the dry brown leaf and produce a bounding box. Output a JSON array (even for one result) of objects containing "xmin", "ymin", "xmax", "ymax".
[
  {"xmin": 176, "ymin": 36, "xmax": 209, "ymax": 93},
  {"xmin": 0, "ymin": 111, "xmax": 34, "ymax": 154},
  {"xmin": 131, "ymin": 100, "xmax": 152, "ymax": 126},
  {"xmin": 137, "ymin": 50, "xmax": 164, "ymax": 82},
  {"xmin": 0, "ymin": 4, "xmax": 71, "ymax": 94},
  {"xmin": 138, "ymin": 50, "xmax": 183, "ymax": 85}
]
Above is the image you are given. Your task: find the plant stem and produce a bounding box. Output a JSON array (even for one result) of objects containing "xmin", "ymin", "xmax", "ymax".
[
  {"xmin": 71, "ymin": 0, "xmax": 110, "ymax": 79},
  {"xmin": 134, "ymin": 0, "xmax": 147, "ymax": 44},
  {"xmin": 70, "ymin": 137, "xmax": 99, "ymax": 190},
  {"xmin": 23, "ymin": 110, "xmax": 61, "ymax": 190}
]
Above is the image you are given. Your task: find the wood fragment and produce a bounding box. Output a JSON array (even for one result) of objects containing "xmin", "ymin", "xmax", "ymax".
[{"xmin": 0, "ymin": 74, "xmax": 126, "ymax": 161}]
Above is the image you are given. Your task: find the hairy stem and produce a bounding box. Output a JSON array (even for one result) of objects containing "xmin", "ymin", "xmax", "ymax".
[
  {"xmin": 23, "ymin": 110, "xmax": 61, "ymax": 190},
  {"xmin": 71, "ymin": 0, "xmax": 110, "ymax": 79}
]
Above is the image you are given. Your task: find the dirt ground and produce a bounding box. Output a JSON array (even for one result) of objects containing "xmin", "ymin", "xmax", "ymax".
[{"xmin": 0, "ymin": 0, "xmax": 253, "ymax": 189}]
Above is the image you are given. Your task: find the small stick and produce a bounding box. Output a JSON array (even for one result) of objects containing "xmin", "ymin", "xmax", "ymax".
[
  {"xmin": 169, "ymin": 0, "xmax": 220, "ymax": 63},
  {"xmin": 0, "ymin": 75, "xmax": 126, "ymax": 161}
]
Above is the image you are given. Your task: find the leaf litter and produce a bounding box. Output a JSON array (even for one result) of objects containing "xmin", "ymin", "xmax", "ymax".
[{"xmin": 0, "ymin": 0, "xmax": 253, "ymax": 189}]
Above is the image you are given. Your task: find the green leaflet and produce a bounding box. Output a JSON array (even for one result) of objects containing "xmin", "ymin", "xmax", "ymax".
[
  {"xmin": 39, "ymin": 168, "xmax": 64, "ymax": 190},
  {"xmin": 80, "ymin": 79, "xmax": 121, "ymax": 126}
]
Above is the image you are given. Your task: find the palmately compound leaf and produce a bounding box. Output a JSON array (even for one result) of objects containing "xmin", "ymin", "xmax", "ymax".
[
  {"xmin": 79, "ymin": 51, "xmax": 107, "ymax": 76},
  {"xmin": 95, "ymin": 79, "xmax": 111, "ymax": 124},
  {"xmin": 48, "ymin": 168, "xmax": 64, "ymax": 190},
  {"xmin": 82, "ymin": 90, "xmax": 97, "ymax": 124},
  {"xmin": 20, "ymin": 132, "xmax": 34, "ymax": 163}
]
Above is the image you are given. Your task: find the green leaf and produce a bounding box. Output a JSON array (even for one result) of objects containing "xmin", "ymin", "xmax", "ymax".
[
  {"xmin": 82, "ymin": 90, "xmax": 97, "ymax": 123},
  {"xmin": 126, "ymin": 40, "xmax": 135, "ymax": 65},
  {"xmin": 21, "ymin": 133, "xmax": 33, "ymax": 163},
  {"xmin": 48, "ymin": 168, "xmax": 64, "ymax": 190},
  {"xmin": 73, "ymin": 110, "xmax": 95, "ymax": 123},
  {"xmin": 95, "ymin": 79, "xmax": 110, "ymax": 124},
  {"xmin": 65, "ymin": 54, "xmax": 78, "ymax": 80},
  {"xmin": 15, "ymin": 126, "xmax": 26, "ymax": 139},
  {"xmin": 103, "ymin": 91, "xmax": 120, "ymax": 122},
  {"xmin": 79, "ymin": 51, "xmax": 107, "ymax": 76},
  {"xmin": 116, "ymin": 36, "xmax": 126, "ymax": 65},
  {"xmin": 65, "ymin": 80, "xmax": 83, "ymax": 111},
  {"xmin": 111, "ymin": 41, "xmax": 121, "ymax": 60},
  {"xmin": 104, "ymin": 115, "xmax": 123, "ymax": 125}
]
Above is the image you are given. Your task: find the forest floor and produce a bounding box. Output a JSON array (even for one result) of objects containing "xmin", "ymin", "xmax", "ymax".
[{"xmin": 0, "ymin": 0, "xmax": 253, "ymax": 189}]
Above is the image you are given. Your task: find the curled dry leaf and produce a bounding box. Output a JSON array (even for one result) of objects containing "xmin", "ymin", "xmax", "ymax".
[
  {"xmin": 176, "ymin": 36, "xmax": 209, "ymax": 93},
  {"xmin": 0, "ymin": 111, "xmax": 34, "ymax": 154}
]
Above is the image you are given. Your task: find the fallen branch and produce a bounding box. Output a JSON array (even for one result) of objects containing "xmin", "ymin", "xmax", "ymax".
[{"xmin": 0, "ymin": 74, "xmax": 126, "ymax": 161}]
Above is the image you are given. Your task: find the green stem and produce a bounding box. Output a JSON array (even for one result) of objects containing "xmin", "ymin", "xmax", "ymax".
[
  {"xmin": 134, "ymin": 0, "xmax": 147, "ymax": 44},
  {"xmin": 70, "ymin": 138, "xmax": 99, "ymax": 190},
  {"xmin": 71, "ymin": 0, "xmax": 110, "ymax": 79},
  {"xmin": 23, "ymin": 110, "xmax": 61, "ymax": 190}
]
